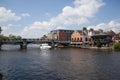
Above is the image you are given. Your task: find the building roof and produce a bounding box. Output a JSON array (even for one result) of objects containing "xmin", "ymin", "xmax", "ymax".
[
  {"xmin": 104, "ymin": 30, "xmax": 116, "ymax": 36},
  {"xmin": 91, "ymin": 33, "xmax": 112, "ymax": 37}
]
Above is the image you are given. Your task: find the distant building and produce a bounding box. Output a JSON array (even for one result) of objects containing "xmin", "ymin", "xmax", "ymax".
[
  {"xmin": 44, "ymin": 27, "xmax": 117, "ymax": 46},
  {"xmin": 47, "ymin": 29, "xmax": 74, "ymax": 41},
  {"xmin": 41, "ymin": 35, "xmax": 47, "ymax": 40},
  {"xmin": 104, "ymin": 30, "xmax": 116, "ymax": 36},
  {"xmin": 71, "ymin": 27, "xmax": 113, "ymax": 46},
  {"xmin": 71, "ymin": 30, "xmax": 83, "ymax": 42},
  {"xmin": 71, "ymin": 27, "xmax": 89, "ymax": 43},
  {"xmin": 112, "ymin": 33, "xmax": 120, "ymax": 43}
]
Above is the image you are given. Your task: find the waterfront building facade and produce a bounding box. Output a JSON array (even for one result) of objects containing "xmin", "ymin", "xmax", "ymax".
[
  {"xmin": 71, "ymin": 27, "xmax": 89, "ymax": 42},
  {"xmin": 71, "ymin": 30, "xmax": 83, "ymax": 42},
  {"xmin": 112, "ymin": 33, "xmax": 120, "ymax": 43},
  {"xmin": 47, "ymin": 29, "xmax": 74, "ymax": 41},
  {"xmin": 42, "ymin": 27, "xmax": 117, "ymax": 47},
  {"xmin": 70, "ymin": 27, "xmax": 113, "ymax": 46}
]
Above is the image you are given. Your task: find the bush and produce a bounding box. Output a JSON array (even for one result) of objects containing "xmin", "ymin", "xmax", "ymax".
[
  {"xmin": 96, "ymin": 40, "xmax": 101, "ymax": 48},
  {"xmin": 113, "ymin": 42, "xmax": 120, "ymax": 51}
]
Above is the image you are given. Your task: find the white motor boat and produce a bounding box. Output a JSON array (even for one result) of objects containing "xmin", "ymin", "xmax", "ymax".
[{"xmin": 40, "ymin": 43, "xmax": 52, "ymax": 49}]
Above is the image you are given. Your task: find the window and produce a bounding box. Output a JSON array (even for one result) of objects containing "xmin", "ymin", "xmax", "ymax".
[
  {"xmin": 80, "ymin": 38, "xmax": 82, "ymax": 41},
  {"xmin": 77, "ymin": 38, "xmax": 79, "ymax": 41},
  {"xmin": 75, "ymin": 38, "xmax": 76, "ymax": 41}
]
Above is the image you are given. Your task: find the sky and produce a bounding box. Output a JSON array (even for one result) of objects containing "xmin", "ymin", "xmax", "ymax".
[{"xmin": 0, "ymin": 0, "xmax": 120, "ymax": 38}]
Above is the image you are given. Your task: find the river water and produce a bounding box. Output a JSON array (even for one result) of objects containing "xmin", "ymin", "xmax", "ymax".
[{"xmin": 0, "ymin": 45, "xmax": 120, "ymax": 80}]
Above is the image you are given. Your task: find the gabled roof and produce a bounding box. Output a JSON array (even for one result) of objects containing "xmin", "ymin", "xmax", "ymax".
[
  {"xmin": 94, "ymin": 30, "xmax": 100, "ymax": 34},
  {"xmin": 104, "ymin": 30, "xmax": 116, "ymax": 36}
]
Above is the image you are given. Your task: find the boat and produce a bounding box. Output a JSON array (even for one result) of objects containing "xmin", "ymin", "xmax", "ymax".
[
  {"xmin": 55, "ymin": 43, "xmax": 64, "ymax": 48},
  {"xmin": 40, "ymin": 43, "xmax": 52, "ymax": 49}
]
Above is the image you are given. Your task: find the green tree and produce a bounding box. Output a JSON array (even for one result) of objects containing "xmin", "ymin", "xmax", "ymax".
[
  {"xmin": 9, "ymin": 34, "xmax": 16, "ymax": 39},
  {"xmin": 16, "ymin": 36, "xmax": 22, "ymax": 40},
  {"xmin": 3, "ymin": 36, "xmax": 9, "ymax": 40},
  {"xmin": 113, "ymin": 42, "xmax": 120, "ymax": 51},
  {"xmin": 8, "ymin": 34, "xmax": 22, "ymax": 40},
  {"xmin": 0, "ymin": 35, "xmax": 3, "ymax": 45},
  {"xmin": 96, "ymin": 39, "xmax": 101, "ymax": 48}
]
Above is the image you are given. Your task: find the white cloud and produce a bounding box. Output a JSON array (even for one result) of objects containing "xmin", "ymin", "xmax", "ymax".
[
  {"xmin": 0, "ymin": 7, "xmax": 21, "ymax": 22},
  {"xmin": 50, "ymin": 0, "xmax": 105, "ymax": 26},
  {"xmin": 21, "ymin": 13, "xmax": 30, "ymax": 17},
  {"xmin": 20, "ymin": 21, "xmax": 51, "ymax": 38},
  {"xmin": 87, "ymin": 21, "xmax": 120, "ymax": 33},
  {"xmin": 1, "ymin": 24, "xmax": 22, "ymax": 36},
  {"xmin": 21, "ymin": 0, "xmax": 105, "ymax": 38}
]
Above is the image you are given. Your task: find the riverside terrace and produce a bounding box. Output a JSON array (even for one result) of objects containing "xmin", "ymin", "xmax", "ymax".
[{"xmin": 0, "ymin": 39, "xmax": 70, "ymax": 50}]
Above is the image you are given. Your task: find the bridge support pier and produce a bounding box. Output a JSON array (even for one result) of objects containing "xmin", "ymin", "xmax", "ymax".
[
  {"xmin": 51, "ymin": 40, "xmax": 55, "ymax": 48},
  {"xmin": 20, "ymin": 43, "xmax": 27, "ymax": 50},
  {"xmin": 20, "ymin": 39, "xmax": 28, "ymax": 50},
  {"xmin": 0, "ymin": 45, "xmax": 1, "ymax": 51}
]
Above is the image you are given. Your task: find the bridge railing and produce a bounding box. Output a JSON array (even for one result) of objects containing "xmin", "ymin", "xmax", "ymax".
[{"xmin": 1, "ymin": 39, "xmax": 71, "ymax": 45}]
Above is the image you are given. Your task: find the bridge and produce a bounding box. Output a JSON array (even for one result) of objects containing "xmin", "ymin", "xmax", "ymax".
[{"xmin": 0, "ymin": 39, "xmax": 70, "ymax": 50}]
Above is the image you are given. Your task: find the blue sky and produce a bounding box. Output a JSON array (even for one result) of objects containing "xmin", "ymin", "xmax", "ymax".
[{"xmin": 0, "ymin": 0, "xmax": 120, "ymax": 38}]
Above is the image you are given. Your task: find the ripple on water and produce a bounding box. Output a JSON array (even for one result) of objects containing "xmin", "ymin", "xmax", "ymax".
[{"xmin": 0, "ymin": 47, "xmax": 120, "ymax": 80}]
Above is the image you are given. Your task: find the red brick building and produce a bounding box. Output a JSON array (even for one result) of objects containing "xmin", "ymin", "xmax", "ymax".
[{"xmin": 47, "ymin": 29, "xmax": 74, "ymax": 41}]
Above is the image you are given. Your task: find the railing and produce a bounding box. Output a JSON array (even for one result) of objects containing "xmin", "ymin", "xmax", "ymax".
[{"xmin": 1, "ymin": 39, "xmax": 70, "ymax": 44}]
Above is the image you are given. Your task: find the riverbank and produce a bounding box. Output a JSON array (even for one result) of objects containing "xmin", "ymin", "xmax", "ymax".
[
  {"xmin": 69, "ymin": 44, "xmax": 113, "ymax": 50},
  {"xmin": 89, "ymin": 46, "xmax": 113, "ymax": 50}
]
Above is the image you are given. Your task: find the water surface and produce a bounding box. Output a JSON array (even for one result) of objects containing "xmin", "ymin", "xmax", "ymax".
[{"xmin": 0, "ymin": 45, "xmax": 120, "ymax": 80}]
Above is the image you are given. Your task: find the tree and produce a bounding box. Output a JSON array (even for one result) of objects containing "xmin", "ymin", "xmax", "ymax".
[
  {"xmin": 96, "ymin": 39, "xmax": 101, "ymax": 48},
  {"xmin": 0, "ymin": 35, "xmax": 3, "ymax": 50},
  {"xmin": 16, "ymin": 36, "xmax": 22, "ymax": 40},
  {"xmin": 8, "ymin": 34, "xmax": 22, "ymax": 40},
  {"xmin": 9, "ymin": 34, "xmax": 16, "ymax": 39},
  {"xmin": 113, "ymin": 42, "xmax": 120, "ymax": 51}
]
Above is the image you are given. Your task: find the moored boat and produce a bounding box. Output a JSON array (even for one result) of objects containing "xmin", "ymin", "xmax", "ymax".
[{"xmin": 40, "ymin": 43, "xmax": 52, "ymax": 49}]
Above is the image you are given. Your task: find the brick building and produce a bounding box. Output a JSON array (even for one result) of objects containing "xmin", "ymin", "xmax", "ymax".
[
  {"xmin": 47, "ymin": 29, "xmax": 74, "ymax": 41},
  {"xmin": 71, "ymin": 30, "xmax": 83, "ymax": 42},
  {"xmin": 71, "ymin": 28, "xmax": 88, "ymax": 42},
  {"xmin": 71, "ymin": 27, "xmax": 113, "ymax": 45}
]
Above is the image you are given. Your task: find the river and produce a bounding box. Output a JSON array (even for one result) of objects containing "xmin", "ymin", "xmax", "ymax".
[{"xmin": 0, "ymin": 45, "xmax": 120, "ymax": 80}]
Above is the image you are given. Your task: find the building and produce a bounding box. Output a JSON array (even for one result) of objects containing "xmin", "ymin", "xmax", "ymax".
[
  {"xmin": 47, "ymin": 29, "xmax": 74, "ymax": 41},
  {"xmin": 71, "ymin": 30, "xmax": 83, "ymax": 42},
  {"xmin": 71, "ymin": 27, "xmax": 113, "ymax": 46},
  {"xmin": 71, "ymin": 27, "xmax": 89, "ymax": 43},
  {"xmin": 112, "ymin": 33, "xmax": 120, "ymax": 43}
]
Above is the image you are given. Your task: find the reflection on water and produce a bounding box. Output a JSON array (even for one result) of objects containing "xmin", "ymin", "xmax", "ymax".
[
  {"xmin": 0, "ymin": 46, "xmax": 120, "ymax": 80},
  {"xmin": 40, "ymin": 49, "xmax": 51, "ymax": 59}
]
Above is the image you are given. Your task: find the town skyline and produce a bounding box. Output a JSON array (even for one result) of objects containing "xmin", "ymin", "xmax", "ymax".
[{"xmin": 0, "ymin": 0, "xmax": 120, "ymax": 38}]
